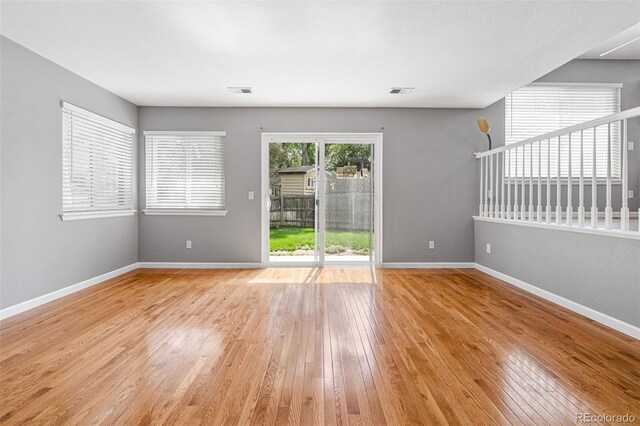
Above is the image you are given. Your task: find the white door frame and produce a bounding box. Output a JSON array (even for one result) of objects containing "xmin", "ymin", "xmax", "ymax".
[{"xmin": 261, "ymin": 133, "xmax": 383, "ymax": 267}]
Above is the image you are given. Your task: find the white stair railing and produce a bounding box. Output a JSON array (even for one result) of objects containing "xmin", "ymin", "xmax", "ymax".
[{"xmin": 476, "ymin": 106, "xmax": 640, "ymax": 237}]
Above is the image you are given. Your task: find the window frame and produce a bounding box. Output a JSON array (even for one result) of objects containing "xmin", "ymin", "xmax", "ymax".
[
  {"xmin": 143, "ymin": 131, "xmax": 227, "ymax": 216},
  {"xmin": 306, "ymin": 176, "xmax": 316, "ymax": 189},
  {"xmin": 504, "ymin": 82, "xmax": 622, "ymax": 184},
  {"xmin": 60, "ymin": 102, "xmax": 136, "ymax": 222}
]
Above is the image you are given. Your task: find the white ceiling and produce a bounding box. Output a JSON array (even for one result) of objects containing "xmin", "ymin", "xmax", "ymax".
[
  {"xmin": 579, "ymin": 22, "xmax": 640, "ymax": 60},
  {"xmin": 1, "ymin": 1, "xmax": 639, "ymax": 108}
]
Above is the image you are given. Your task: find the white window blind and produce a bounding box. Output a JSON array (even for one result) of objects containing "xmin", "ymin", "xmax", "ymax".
[
  {"xmin": 505, "ymin": 84, "xmax": 621, "ymax": 179},
  {"xmin": 145, "ymin": 132, "xmax": 226, "ymax": 212},
  {"xmin": 62, "ymin": 102, "xmax": 135, "ymax": 218}
]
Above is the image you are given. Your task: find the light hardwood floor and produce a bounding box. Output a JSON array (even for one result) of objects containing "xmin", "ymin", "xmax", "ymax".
[{"xmin": 1, "ymin": 268, "xmax": 638, "ymax": 425}]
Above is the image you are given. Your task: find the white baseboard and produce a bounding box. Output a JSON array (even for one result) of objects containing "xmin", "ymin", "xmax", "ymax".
[
  {"xmin": 0, "ymin": 263, "xmax": 138, "ymax": 320},
  {"xmin": 475, "ymin": 263, "xmax": 640, "ymax": 340},
  {"xmin": 137, "ymin": 262, "xmax": 263, "ymax": 269},
  {"xmin": 382, "ymin": 262, "xmax": 476, "ymax": 269}
]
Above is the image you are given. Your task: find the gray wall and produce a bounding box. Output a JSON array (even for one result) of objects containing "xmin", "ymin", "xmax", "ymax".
[
  {"xmin": 474, "ymin": 220, "xmax": 640, "ymax": 327},
  {"xmin": 138, "ymin": 102, "xmax": 504, "ymax": 263},
  {"xmin": 0, "ymin": 37, "xmax": 139, "ymax": 308}
]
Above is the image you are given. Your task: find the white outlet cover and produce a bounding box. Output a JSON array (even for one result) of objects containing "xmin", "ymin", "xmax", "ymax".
[
  {"xmin": 486, "ymin": 243, "xmax": 491, "ymax": 254},
  {"xmin": 628, "ymin": 141, "xmax": 634, "ymax": 151},
  {"xmin": 186, "ymin": 240, "xmax": 192, "ymax": 249},
  {"xmin": 248, "ymin": 190, "xmax": 255, "ymax": 200},
  {"xmin": 629, "ymin": 190, "xmax": 634, "ymax": 199},
  {"xmin": 429, "ymin": 241, "xmax": 435, "ymax": 249}
]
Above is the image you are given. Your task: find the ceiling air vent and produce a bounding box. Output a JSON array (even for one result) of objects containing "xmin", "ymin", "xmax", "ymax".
[
  {"xmin": 228, "ymin": 87, "xmax": 252, "ymax": 94},
  {"xmin": 390, "ymin": 87, "xmax": 414, "ymax": 94}
]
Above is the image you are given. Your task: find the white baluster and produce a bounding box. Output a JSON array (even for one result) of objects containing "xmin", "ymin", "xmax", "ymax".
[
  {"xmin": 578, "ymin": 130, "xmax": 585, "ymax": 226},
  {"xmin": 529, "ymin": 143, "xmax": 534, "ymax": 221},
  {"xmin": 621, "ymin": 119, "xmax": 629, "ymax": 231},
  {"xmin": 567, "ymin": 133, "xmax": 573, "ymax": 226},
  {"xmin": 546, "ymin": 139, "xmax": 551, "ymax": 223},
  {"xmin": 490, "ymin": 154, "xmax": 495, "ymax": 218},
  {"xmin": 500, "ymin": 151, "xmax": 505, "ymax": 218},
  {"xmin": 520, "ymin": 145, "xmax": 526, "ymax": 221},
  {"xmin": 556, "ymin": 136, "xmax": 562, "ymax": 225},
  {"xmin": 537, "ymin": 141, "xmax": 542, "ymax": 222},
  {"xmin": 485, "ymin": 154, "xmax": 490, "ymax": 217},
  {"xmin": 591, "ymin": 127, "xmax": 598, "ymax": 228},
  {"xmin": 506, "ymin": 149, "xmax": 512, "ymax": 220},
  {"xmin": 605, "ymin": 123, "xmax": 612, "ymax": 229},
  {"xmin": 479, "ymin": 156, "xmax": 484, "ymax": 217},
  {"xmin": 487, "ymin": 154, "xmax": 493, "ymax": 217},
  {"xmin": 495, "ymin": 153, "xmax": 500, "ymax": 218},
  {"xmin": 514, "ymin": 147, "xmax": 519, "ymax": 220}
]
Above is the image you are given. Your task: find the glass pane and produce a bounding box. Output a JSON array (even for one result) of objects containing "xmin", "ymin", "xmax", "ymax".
[
  {"xmin": 324, "ymin": 143, "xmax": 373, "ymax": 262},
  {"xmin": 269, "ymin": 142, "xmax": 317, "ymax": 263}
]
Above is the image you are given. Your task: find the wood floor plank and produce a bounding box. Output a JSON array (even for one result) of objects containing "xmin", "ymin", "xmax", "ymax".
[{"xmin": 1, "ymin": 267, "xmax": 638, "ymax": 425}]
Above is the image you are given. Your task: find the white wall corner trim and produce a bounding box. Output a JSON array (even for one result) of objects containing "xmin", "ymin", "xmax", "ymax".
[
  {"xmin": 0, "ymin": 263, "xmax": 139, "ymax": 320},
  {"xmin": 382, "ymin": 262, "xmax": 476, "ymax": 269},
  {"xmin": 137, "ymin": 262, "xmax": 263, "ymax": 269},
  {"xmin": 474, "ymin": 263, "xmax": 640, "ymax": 340}
]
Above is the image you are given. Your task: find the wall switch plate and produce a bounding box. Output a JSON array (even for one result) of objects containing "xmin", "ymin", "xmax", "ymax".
[
  {"xmin": 628, "ymin": 141, "xmax": 635, "ymax": 151},
  {"xmin": 428, "ymin": 241, "xmax": 435, "ymax": 249},
  {"xmin": 629, "ymin": 190, "xmax": 634, "ymax": 199},
  {"xmin": 486, "ymin": 243, "xmax": 491, "ymax": 254},
  {"xmin": 186, "ymin": 240, "xmax": 192, "ymax": 249},
  {"xmin": 248, "ymin": 190, "xmax": 254, "ymax": 200}
]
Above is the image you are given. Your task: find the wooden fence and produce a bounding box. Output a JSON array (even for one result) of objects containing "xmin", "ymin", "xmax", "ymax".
[
  {"xmin": 271, "ymin": 195, "xmax": 316, "ymax": 227},
  {"xmin": 270, "ymin": 178, "xmax": 372, "ymax": 230}
]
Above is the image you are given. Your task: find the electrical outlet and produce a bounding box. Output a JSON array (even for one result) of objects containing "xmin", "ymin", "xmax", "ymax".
[
  {"xmin": 248, "ymin": 190, "xmax": 254, "ymax": 200},
  {"xmin": 429, "ymin": 241, "xmax": 435, "ymax": 249},
  {"xmin": 629, "ymin": 190, "xmax": 634, "ymax": 199},
  {"xmin": 186, "ymin": 240, "xmax": 192, "ymax": 249},
  {"xmin": 628, "ymin": 141, "xmax": 635, "ymax": 151},
  {"xmin": 486, "ymin": 243, "xmax": 491, "ymax": 254}
]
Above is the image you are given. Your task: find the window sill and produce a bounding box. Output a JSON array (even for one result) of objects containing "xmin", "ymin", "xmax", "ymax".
[
  {"xmin": 60, "ymin": 210, "xmax": 136, "ymax": 221},
  {"xmin": 473, "ymin": 216, "xmax": 640, "ymax": 241},
  {"xmin": 143, "ymin": 209, "xmax": 228, "ymax": 216}
]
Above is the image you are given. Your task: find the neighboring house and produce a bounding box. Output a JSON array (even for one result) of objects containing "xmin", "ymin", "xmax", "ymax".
[
  {"xmin": 278, "ymin": 165, "xmax": 368, "ymax": 195},
  {"xmin": 336, "ymin": 166, "xmax": 369, "ymax": 178},
  {"xmin": 278, "ymin": 165, "xmax": 317, "ymax": 195}
]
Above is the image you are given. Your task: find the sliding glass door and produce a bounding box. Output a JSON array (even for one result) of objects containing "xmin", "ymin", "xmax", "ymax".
[
  {"xmin": 323, "ymin": 142, "xmax": 374, "ymax": 263},
  {"xmin": 267, "ymin": 140, "xmax": 319, "ymax": 264},
  {"xmin": 262, "ymin": 134, "xmax": 381, "ymax": 266}
]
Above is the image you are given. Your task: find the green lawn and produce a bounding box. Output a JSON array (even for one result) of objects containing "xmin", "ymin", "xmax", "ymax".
[{"xmin": 270, "ymin": 226, "xmax": 370, "ymax": 254}]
